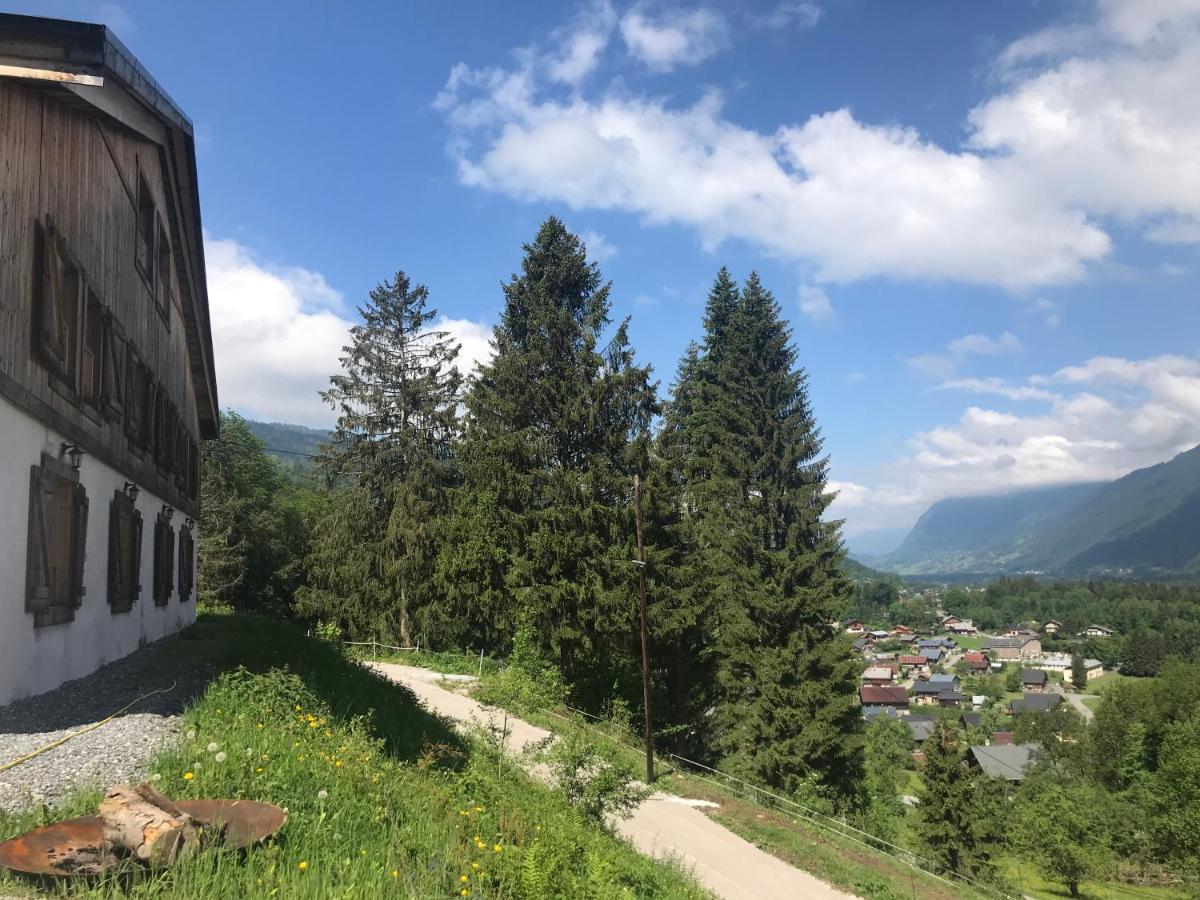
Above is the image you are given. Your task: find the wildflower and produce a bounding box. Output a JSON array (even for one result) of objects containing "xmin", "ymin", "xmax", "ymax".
[
  {"xmin": 207, "ymin": 742, "xmax": 219, "ymax": 753},
  {"xmin": 309, "ymin": 721, "xmax": 318, "ymax": 729},
  {"xmin": 256, "ymin": 767, "xmax": 264, "ymax": 773},
  {"xmin": 150, "ymin": 773, "xmax": 162, "ymax": 783},
  {"xmin": 460, "ymin": 875, "xmax": 469, "ymax": 883},
  {"xmin": 245, "ymin": 747, "xmax": 254, "ymax": 756},
  {"xmin": 461, "ymin": 890, "xmax": 468, "ymax": 897},
  {"xmin": 474, "ymin": 806, "xmax": 483, "ymax": 812},
  {"xmin": 257, "ymin": 723, "xmax": 264, "ymax": 729},
  {"xmin": 318, "ymin": 790, "xmax": 328, "ymax": 800},
  {"xmin": 192, "ymin": 761, "xmax": 202, "ymax": 770},
  {"xmin": 391, "ymin": 869, "xmax": 399, "ymax": 879},
  {"xmin": 298, "ymin": 860, "xmax": 308, "ymax": 871},
  {"xmin": 186, "ymin": 728, "xmax": 196, "ymax": 741},
  {"xmin": 493, "ymin": 844, "xmax": 502, "ymax": 853},
  {"xmin": 215, "ymin": 751, "xmax": 227, "ymax": 763},
  {"xmin": 183, "ymin": 772, "xmax": 194, "ymax": 781},
  {"xmin": 471, "ymin": 862, "xmax": 480, "ymax": 870},
  {"xmin": 295, "ymin": 705, "xmax": 301, "ymax": 711},
  {"xmin": 335, "ymin": 760, "xmax": 343, "ymax": 768}
]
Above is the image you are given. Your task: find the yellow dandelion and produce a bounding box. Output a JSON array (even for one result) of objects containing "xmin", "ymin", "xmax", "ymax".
[
  {"xmin": 474, "ymin": 806, "xmax": 483, "ymax": 812},
  {"xmin": 257, "ymin": 723, "xmax": 264, "ymax": 729},
  {"xmin": 298, "ymin": 860, "xmax": 308, "ymax": 871},
  {"xmin": 360, "ymin": 849, "xmax": 367, "ymax": 857},
  {"xmin": 335, "ymin": 760, "xmax": 344, "ymax": 768},
  {"xmin": 460, "ymin": 874, "xmax": 469, "ymax": 883},
  {"xmin": 183, "ymin": 772, "xmax": 194, "ymax": 781},
  {"xmin": 256, "ymin": 767, "xmax": 264, "ymax": 773},
  {"xmin": 460, "ymin": 891, "xmax": 468, "ymax": 897},
  {"xmin": 295, "ymin": 704, "xmax": 301, "ymax": 711},
  {"xmin": 391, "ymin": 869, "xmax": 399, "ymax": 879},
  {"xmin": 493, "ymin": 844, "xmax": 502, "ymax": 853},
  {"xmin": 471, "ymin": 862, "xmax": 480, "ymax": 870}
]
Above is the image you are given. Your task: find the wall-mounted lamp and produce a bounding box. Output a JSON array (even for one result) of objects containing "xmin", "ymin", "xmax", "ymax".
[
  {"xmin": 123, "ymin": 481, "xmax": 140, "ymax": 502},
  {"xmin": 59, "ymin": 442, "xmax": 83, "ymax": 470},
  {"xmin": 185, "ymin": 517, "xmax": 196, "ymax": 529},
  {"xmin": 161, "ymin": 504, "xmax": 174, "ymax": 521}
]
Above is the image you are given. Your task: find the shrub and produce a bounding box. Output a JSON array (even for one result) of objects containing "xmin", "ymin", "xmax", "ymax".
[{"xmin": 539, "ymin": 733, "xmax": 649, "ymax": 825}]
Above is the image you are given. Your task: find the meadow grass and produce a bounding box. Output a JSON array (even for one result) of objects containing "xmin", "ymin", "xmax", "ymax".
[
  {"xmin": 0, "ymin": 613, "xmax": 706, "ymax": 899},
  {"xmin": 346, "ymin": 645, "xmax": 502, "ymax": 678}
]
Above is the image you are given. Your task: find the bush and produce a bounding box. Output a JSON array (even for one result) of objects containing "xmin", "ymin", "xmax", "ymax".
[
  {"xmin": 539, "ymin": 732, "xmax": 649, "ymax": 825},
  {"xmin": 475, "ymin": 624, "xmax": 567, "ymax": 715},
  {"xmin": 314, "ymin": 619, "xmax": 343, "ymax": 644}
]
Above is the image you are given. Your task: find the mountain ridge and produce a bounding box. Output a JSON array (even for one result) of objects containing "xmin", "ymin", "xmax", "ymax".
[{"xmin": 882, "ymin": 445, "xmax": 1200, "ymax": 577}]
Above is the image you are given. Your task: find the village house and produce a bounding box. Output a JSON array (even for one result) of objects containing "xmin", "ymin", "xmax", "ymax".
[
  {"xmin": 946, "ymin": 619, "xmax": 976, "ymax": 635},
  {"xmin": 985, "ymin": 634, "xmax": 1042, "ymax": 661},
  {"xmin": 842, "ymin": 617, "xmax": 865, "ymax": 635},
  {"xmin": 0, "ymin": 14, "xmax": 217, "ymax": 705},
  {"xmin": 1020, "ymin": 669, "xmax": 1047, "ymax": 692},
  {"xmin": 969, "ymin": 743, "xmax": 1039, "ymax": 782},
  {"xmin": 859, "ymin": 685, "xmax": 909, "ymax": 712},
  {"xmin": 1009, "ymin": 693, "xmax": 1063, "ymax": 715},
  {"xmin": 862, "ymin": 665, "xmax": 895, "ymax": 686},
  {"xmin": 1041, "ymin": 619, "xmax": 1062, "ymax": 635},
  {"xmin": 1083, "ymin": 624, "xmax": 1114, "ymax": 638},
  {"xmin": 962, "ymin": 651, "xmax": 990, "ymax": 673},
  {"xmin": 906, "ymin": 717, "xmax": 936, "ymax": 743},
  {"xmin": 890, "ymin": 624, "xmax": 913, "ymax": 637},
  {"xmin": 898, "ymin": 654, "xmax": 929, "ymax": 676}
]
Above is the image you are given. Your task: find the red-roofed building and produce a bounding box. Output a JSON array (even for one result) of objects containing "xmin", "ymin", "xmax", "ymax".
[
  {"xmin": 898, "ymin": 654, "xmax": 930, "ymax": 676},
  {"xmin": 859, "ymin": 685, "xmax": 909, "ymax": 709},
  {"xmin": 991, "ymin": 731, "xmax": 1014, "ymax": 745},
  {"xmin": 963, "ymin": 651, "xmax": 990, "ymax": 673}
]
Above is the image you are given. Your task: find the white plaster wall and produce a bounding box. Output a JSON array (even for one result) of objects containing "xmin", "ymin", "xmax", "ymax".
[{"xmin": 0, "ymin": 394, "xmax": 196, "ymax": 706}]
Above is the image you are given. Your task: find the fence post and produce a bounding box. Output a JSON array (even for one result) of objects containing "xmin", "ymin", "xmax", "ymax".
[
  {"xmin": 371, "ymin": 637, "xmax": 376, "ymax": 661},
  {"xmin": 478, "ymin": 648, "xmax": 485, "ymax": 678}
]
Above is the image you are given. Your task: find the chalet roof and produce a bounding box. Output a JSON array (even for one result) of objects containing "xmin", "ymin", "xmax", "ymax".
[
  {"xmin": 970, "ymin": 744, "xmax": 1038, "ymax": 781},
  {"xmin": 860, "ymin": 685, "xmax": 909, "ymax": 706},
  {"xmin": 1021, "ymin": 669, "xmax": 1047, "ymax": 685},
  {"xmin": 929, "ymin": 673, "xmax": 958, "ymax": 685},
  {"xmin": 1010, "ymin": 693, "xmax": 1062, "ymax": 714},
  {"xmin": 0, "ymin": 13, "xmax": 218, "ymax": 438},
  {"xmin": 906, "ymin": 717, "xmax": 936, "ymax": 742},
  {"xmin": 862, "ymin": 667, "xmax": 894, "ymax": 681},
  {"xmin": 899, "ymin": 655, "xmax": 926, "ymax": 666},
  {"xmin": 913, "ymin": 680, "xmax": 944, "ymax": 695},
  {"xmin": 986, "ymin": 636, "xmax": 1038, "ymax": 650},
  {"xmin": 961, "ymin": 711, "xmax": 983, "ymax": 729},
  {"xmin": 936, "ymin": 691, "xmax": 966, "ymax": 703}
]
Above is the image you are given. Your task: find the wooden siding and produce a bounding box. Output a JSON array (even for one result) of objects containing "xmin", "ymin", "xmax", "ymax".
[{"xmin": 0, "ymin": 78, "xmax": 201, "ymax": 516}]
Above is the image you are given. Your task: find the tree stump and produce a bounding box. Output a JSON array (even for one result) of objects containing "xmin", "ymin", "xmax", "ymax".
[{"xmin": 98, "ymin": 784, "xmax": 199, "ymax": 867}]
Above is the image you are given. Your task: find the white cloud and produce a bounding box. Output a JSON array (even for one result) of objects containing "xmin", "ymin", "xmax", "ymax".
[
  {"xmin": 619, "ymin": 6, "xmax": 729, "ymax": 72},
  {"xmin": 581, "ymin": 228, "xmax": 618, "ymax": 261},
  {"xmin": 436, "ymin": 0, "xmax": 1200, "ymax": 291},
  {"xmin": 206, "ymin": 237, "xmax": 490, "ymax": 427},
  {"xmin": 831, "ymin": 352, "xmax": 1200, "ymax": 534},
  {"xmin": 752, "ymin": 2, "xmax": 822, "ymax": 32},
  {"xmin": 548, "ymin": 0, "xmax": 616, "ymax": 85},
  {"xmin": 937, "ymin": 377, "xmax": 1059, "ymax": 402},
  {"xmin": 905, "ymin": 331, "xmax": 1022, "ymax": 378},
  {"xmin": 437, "ymin": 316, "xmax": 495, "ymax": 379},
  {"xmin": 797, "ymin": 284, "xmax": 833, "ymax": 323},
  {"xmin": 1146, "ymin": 217, "xmax": 1200, "ymax": 244}
]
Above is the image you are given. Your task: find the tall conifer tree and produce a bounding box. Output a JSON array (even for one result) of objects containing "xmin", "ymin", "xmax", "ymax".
[
  {"xmin": 454, "ymin": 218, "xmax": 657, "ymax": 688},
  {"xmin": 298, "ymin": 272, "xmax": 461, "ymax": 644},
  {"xmin": 663, "ymin": 269, "xmax": 863, "ymax": 803}
]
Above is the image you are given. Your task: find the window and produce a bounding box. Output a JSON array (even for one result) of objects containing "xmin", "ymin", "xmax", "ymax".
[
  {"xmin": 26, "ymin": 454, "xmax": 88, "ymax": 628},
  {"xmin": 125, "ymin": 349, "xmax": 151, "ymax": 450},
  {"xmin": 135, "ymin": 171, "xmax": 155, "ymax": 288},
  {"xmin": 156, "ymin": 214, "xmax": 172, "ymax": 326},
  {"xmin": 80, "ymin": 287, "xmax": 104, "ymax": 409},
  {"xmin": 153, "ymin": 385, "xmax": 174, "ymax": 471},
  {"xmin": 152, "ymin": 510, "xmax": 174, "ymax": 606},
  {"xmin": 34, "ymin": 218, "xmax": 82, "ymax": 387},
  {"xmin": 107, "ymin": 489, "xmax": 142, "ymax": 613},
  {"xmin": 178, "ymin": 523, "xmax": 194, "ymax": 603},
  {"xmin": 100, "ymin": 313, "xmax": 125, "ymax": 422}
]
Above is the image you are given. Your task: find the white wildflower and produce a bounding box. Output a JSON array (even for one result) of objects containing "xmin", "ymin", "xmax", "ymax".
[
  {"xmin": 214, "ymin": 751, "xmax": 227, "ymax": 764},
  {"xmin": 317, "ymin": 790, "xmax": 328, "ymax": 801},
  {"xmin": 207, "ymin": 742, "xmax": 219, "ymax": 753},
  {"xmin": 186, "ymin": 729, "xmax": 196, "ymax": 741}
]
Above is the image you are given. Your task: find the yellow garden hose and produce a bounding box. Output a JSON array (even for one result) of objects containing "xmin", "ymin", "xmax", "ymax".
[{"xmin": 0, "ymin": 681, "xmax": 177, "ymax": 774}]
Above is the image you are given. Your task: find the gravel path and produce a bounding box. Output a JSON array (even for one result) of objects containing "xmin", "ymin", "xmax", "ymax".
[
  {"xmin": 0, "ymin": 634, "xmax": 216, "ymax": 814},
  {"xmin": 370, "ymin": 662, "xmax": 859, "ymax": 900}
]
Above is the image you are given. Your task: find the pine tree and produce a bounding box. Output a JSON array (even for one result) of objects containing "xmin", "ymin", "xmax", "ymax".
[
  {"xmin": 1071, "ymin": 652, "xmax": 1087, "ymax": 691},
  {"xmin": 298, "ymin": 271, "xmax": 461, "ymax": 644},
  {"xmin": 917, "ymin": 721, "xmax": 1003, "ymax": 878},
  {"xmin": 196, "ymin": 451, "xmax": 245, "ymax": 607},
  {"xmin": 666, "ymin": 270, "xmax": 863, "ymax": 803},
  {"xmin": 454, "ymin": 217, "xmax": 657, "ymax": 689}
]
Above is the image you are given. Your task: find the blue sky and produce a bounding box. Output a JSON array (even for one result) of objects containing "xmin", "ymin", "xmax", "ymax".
[{"xmin": 25, "ymin": 0, "xmax": 1200, "ymax": 549}]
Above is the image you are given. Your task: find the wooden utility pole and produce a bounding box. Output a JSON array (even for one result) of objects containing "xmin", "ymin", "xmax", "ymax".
[{"xmin": 633, "ymin": 474, "xmax": 654, "ymax": 784}]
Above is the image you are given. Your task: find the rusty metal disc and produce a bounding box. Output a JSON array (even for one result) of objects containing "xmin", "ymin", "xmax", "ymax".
[{"xmin": 0, "ymin": 800, "xmax": 287, "ymax": 877}]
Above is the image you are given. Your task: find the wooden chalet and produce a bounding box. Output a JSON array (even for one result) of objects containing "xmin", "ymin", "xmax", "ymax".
[{"xmin": 0, "ymin": 14, "xmax": 217, "ymax": 704}]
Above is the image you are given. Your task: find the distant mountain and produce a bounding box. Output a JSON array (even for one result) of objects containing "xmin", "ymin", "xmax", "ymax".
[
  {"xmin": 844, "ymin": 527, "xmax": 910, "ymax": 560},
  {"xmin": 246, "ymin": 420, "xmax": 330, "ymax": 475},
  {"xmin": 883, "ymin": 445, "xmax": 1200, "ymax": 577}
]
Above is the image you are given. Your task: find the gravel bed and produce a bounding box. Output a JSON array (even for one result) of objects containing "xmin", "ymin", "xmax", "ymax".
[{"xmin": 0, "ymin": 633, "xmax": 217, "ymax": 814}]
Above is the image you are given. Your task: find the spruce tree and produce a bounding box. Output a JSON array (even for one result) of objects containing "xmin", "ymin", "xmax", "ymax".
[
  {"xmin": 670, "ymin": 270, "xmax": 863, "ymax": 804},
  {"xmin": 917, "ymin": 721, "xmax": 1003, "ymax": 878},
  {"xmin": 298, "ymin": 272, "xmax": 461, "ymax": 644},
  {"xmin": 454, "ymin": 217, "xmax": 657, "ymax": 689}
]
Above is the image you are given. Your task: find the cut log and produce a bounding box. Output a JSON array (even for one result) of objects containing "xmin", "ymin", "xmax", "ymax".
[{"xmin": 98, "ymin": 783, "xmax": 199, "ymax": 867}]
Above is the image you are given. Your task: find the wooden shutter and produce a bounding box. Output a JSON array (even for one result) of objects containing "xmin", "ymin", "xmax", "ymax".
[
  {"xmin": 101, "ymin": 313, "xmax": 126, "ymax": 421},
  {"xmin": 135, "ymin": 173, "xmax": 155, "ymax": 284},
  {"xmin": 81, "ymin": 288, "xmax": 103, "ymax": 408},
  {"xmin": 178, "ymin": 525, "xmax": 194, "ymax": 603},
  {"xmin": 156, "ymin": 214, "xmax": 171, "ymax": 324},
  {"xmin": 124, "ymin": 347, "xmax": 143, "ymax": 447},
  {"xmin": 25, "ymin": 456, "xmax": 84, "ymax": 627},
  {"xmin": 108, "ymin": 490, "xmax": 141, "ymax": 613},
  {"xmin": 153, "ymin": 513, "xmax": 174, "ymax": 606},
  {"xmin": 35, "ymin": 220, "xmax": 80, "ymax": 384}
]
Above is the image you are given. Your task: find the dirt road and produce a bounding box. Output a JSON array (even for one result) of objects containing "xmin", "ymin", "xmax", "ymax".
[{"xmin": 369, "ymin": 662, "xmax": 858, "ymax": 900}]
